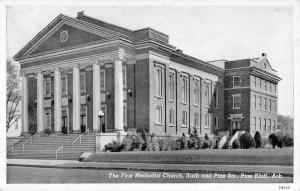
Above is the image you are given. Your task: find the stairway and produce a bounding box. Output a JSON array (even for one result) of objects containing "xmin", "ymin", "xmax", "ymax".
[{"xmin": 7, "ymin": 132, "xmax": 96, "ymax": 160}]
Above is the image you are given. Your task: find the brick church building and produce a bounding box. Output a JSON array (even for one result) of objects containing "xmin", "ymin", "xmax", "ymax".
[{"xmin": 14, "ymin": 12, "xmax": 281, "ymax": 138}]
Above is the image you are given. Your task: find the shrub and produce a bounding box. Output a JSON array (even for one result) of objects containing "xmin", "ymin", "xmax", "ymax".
[
  {"xmin": 104, "ymin": 141, "xmax": 125, "ymax": 152},
  {"xmin": 239, "ymin": 132, "xmax": 256, "ymax": 149},
  {"xmin": 149, "ymin": 133, "xmax": 159, "ymax": 151},
  {"xmin": 222, "ymin": 141, "xmax": 229, "ymax": 149},
  {"xmin": 282, "ymin": 135, "xmax": 293, "ymax": 147},
  {"xmin": 44, "ymin": 128, "xmax": 51, "ymax": 135},
  {"xmin": 202, "ymin": 133, "xmax": 211, "ymax": 149},
  {"xmin": 268, "ymin": 133, "xmax": 283, "ymax": 148},
  {"xmin": 121, "ymin": 134, "xmax": 132, "ymax": 151},
  {"xmin": 232, "ymin": 139, "xmax": 240, "ymax": 149},
  {"xmin": 141, "ymin": 130, "xmax": 150, "ymax": 151},
  {"xmin": 176, "ymin": 133, "xmax": 188, "ymax": 150},
  {"xmin": 62, "ymin": 126, "xmax": 68, "ymax": 134},
  {"xmin": 130, "ymin": 133, "xmax": 144, "ymax": 151},
  {"xmin": 254, "ymin": 131, "xmax": 262, "ymax": 148}
]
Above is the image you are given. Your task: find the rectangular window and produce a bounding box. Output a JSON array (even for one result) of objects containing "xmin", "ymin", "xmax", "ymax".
[
  {"xmin": 194, "ymin": 79, "xmax": 200, "ymax": 105},
  {"xmin": 232, "ymin": 94, "xmax": 241, "ymax": 109},
  {"xmin": 252, "ymin": 76, "xmax": 256, "ymax": 87},
  {"xmin": 194, "ymin": 113, "xmax": 199, "ymax": 128},
  {"xmin": 123, "ymin": 104, "xmax": 127, "ymax": 127},
  {"xmin": 264, "ymin": 98, "xmax": 267, "ymax": 111},
  {"xmin": 80, "ymin": 72, "xmax": 86, "ymax": 92},
  {"xmin": 44, "ymin": 78, "xmax": 51, "ymax": 97},
  {"xmin": 233, "ymin": 76, "xmax": 241, "ymax": 87},
  {"xmin": 169, "ymin": 72, "xmax": 175, "ymax": 101},
  {"xmin": 253, "ymin": 95, "xmax": 256, "ymax": 109},
  {"xmin": 274, "ymin": 84, "xmax": 277, "ymax": 93},
  {"xmin": 123, "ymin": 67, "xmax": 126, "ymax": 86},
  {"xmin": 204, "ymin": 82, "xmax": 210, "ymax": 106},
  {"xmin": 182, "ymin": 111, "xmax": 188, "ymax": 127},
  {"xmin": 273, "ymin": 120, "xmax": 276, "ymax": 132},
  {"xmin": 268, "ymin": 82, "xmax": 271, "ymax": 92},
  {"xmin": 263, "ymin": 118, "xmax": 266, "ymax": 131},
  {"xmin": 205, "ymin": 113, "xmax": 210, "ymax": 128},
  {"xmin": 214, "ymin": 85, "xmax": 219, "ymax": 108},
  {"xmin": 253, "ymin": 117, "xmax": 256, "ymax": 131},
  {"xmin": 169, "ymin": 109, "xmax": 175, "ymax": 126},
  {"xmin": 259, "ymin": 96, "xmax": 262, "ymax": 110},
  {"xmin": 268, "ymin": 119, "xmax": 271, "ymax": 132},
  {"xmin": 182, "ymin": 76, "xmax": 188, "ymax": 103},
  {"xmin": 259, "ymin": 78, "xmax": 262, "ymax": 89},
  {"xmin": 273, "ymin": 100, "xmax": 276, "ymax": 112},
  {"xmin": 100, "ymin": 70, "xmax": 105, "ymax": 91},
  {"xmin": 258, "ymin": 117, "xmax": 261, "ymax": 131},
  {"xmin": 264, "ymin": 80, "xmax": 267, "ymax": 91},
  {"xmin": 61, "ymin": 75, "xmax": 68, "ymax": 95},
  {"xmin": 155, "ymin": 66, "xmax": 163, "ymax": 97},
  {"xmin": 214, "ymin": 117, "xmax": 218, "ymax": 129},
  {"xmin": 269, "ymin": 99, "xmax": 272, "ymax": 112},
  {"xmin": 155, "ymin": 106, "xmax": 162, "ymax": 125}
]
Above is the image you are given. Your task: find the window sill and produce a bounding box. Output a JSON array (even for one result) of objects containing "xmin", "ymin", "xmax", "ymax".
[
  {"xmin": 233, "ymin": 107, "xmax": 240, "ymax": 110},
  {"xmin": 181, "ymin": 125, "xmax": 188, "ymax": 128},
  {"xmin": 169, "ymin": 100, "xmax": 175, "ymax": 103},
  {"xmin": 154, "ymin": 95, "xmax": 164, "ymax": 99},
  {"xmin": 181, "ymin": 102, "xmax": 188, "ymax": 105},
  {"xmin": 169, "ymin": 124, "xmax": 175, "ymax": 127},
  {"xmin": 155, "ymin": 123, "xmax": 163, "ymax": 126},
  {"xmin": 193, "ymin": 104, "xmax": 200, "ymax": 107}
]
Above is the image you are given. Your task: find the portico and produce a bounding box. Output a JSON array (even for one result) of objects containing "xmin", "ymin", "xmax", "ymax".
[{"xmin": 20, "ymin": 56, "xmax": 126, "ymax": 135}]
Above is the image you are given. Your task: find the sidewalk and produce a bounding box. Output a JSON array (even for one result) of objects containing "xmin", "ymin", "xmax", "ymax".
[{"xmin": 7, "ymin": 159, "xmax": 293, "ymax": 176}]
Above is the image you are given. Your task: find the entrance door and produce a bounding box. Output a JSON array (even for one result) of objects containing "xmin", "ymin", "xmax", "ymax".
[
  {"xmin": 231, "ymin": 120, "xmax": 241, "ymax": 135},
  {"xmin": 100, "ymin": 105, "xmax": 107, "ymax": 133},
  {"xmin": 61, "ymin": 107, "xmax": 69, "ymax": 133}
]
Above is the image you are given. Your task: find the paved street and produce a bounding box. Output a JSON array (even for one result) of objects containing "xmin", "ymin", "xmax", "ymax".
[{"xmin": 7, "ymin": 166, "xmax": 293, "ymax": 183}]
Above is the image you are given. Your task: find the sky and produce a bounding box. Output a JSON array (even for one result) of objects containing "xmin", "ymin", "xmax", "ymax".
[{"xmin": 6, "ymin": 5, "xmax": 294, "ymax": 117}]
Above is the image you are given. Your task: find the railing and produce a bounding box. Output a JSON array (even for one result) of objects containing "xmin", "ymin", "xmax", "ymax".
[
  {"xmin": 22, "ymin": 133, "xmax": 39, "ymax": 151},
  {"xmin": 55, "ymin": 146, "xmax": 64, "ymax": 159},
  {"xmin": 72, "ymin": 128, "xmax": 89, "ymax": 145},
  {"xmin": 7, "ymin": 146, "xmax": 14, "ymax": 152}
]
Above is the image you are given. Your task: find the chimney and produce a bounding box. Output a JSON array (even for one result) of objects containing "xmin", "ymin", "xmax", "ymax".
[
  {"xmin": 77, "ymin": 11, "xmax": 84, "ymax": 19},
  {"xmin": 262, "ymin": 53, "xmax": 267, "ymax": 57}
]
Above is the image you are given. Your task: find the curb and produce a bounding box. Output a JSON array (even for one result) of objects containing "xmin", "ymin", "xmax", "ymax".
[{"xmin": 7, "ymin": 163, "xmax": 294, "ymax": 177}]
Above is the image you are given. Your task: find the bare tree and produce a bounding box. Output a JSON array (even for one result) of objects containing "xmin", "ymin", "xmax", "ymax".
[{"xmin": 6, "ymin": 58, "xmax": 21, "ymax": 132}]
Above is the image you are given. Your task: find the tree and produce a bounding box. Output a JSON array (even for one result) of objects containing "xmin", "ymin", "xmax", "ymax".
[{"xmin": 6, "ymin": 58, "xmax": 21, "ymax": 132}]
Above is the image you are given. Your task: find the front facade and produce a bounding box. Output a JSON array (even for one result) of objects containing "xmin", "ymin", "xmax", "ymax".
[{"xmin": 14, "ymin": 12, "xmax": 279, "ymax": 138}]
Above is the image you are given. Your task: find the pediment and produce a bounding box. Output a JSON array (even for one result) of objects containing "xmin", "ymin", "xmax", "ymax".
[
  {"xmin": 29, "ymin": 24, "xmax": 106, "ymax": 55},
  {"xmin": 252, "ymin": 57, "xmax": 277, "ymax": 74},
  {"xmin": 14, "ymin": 14, "xmax": 120, "ymax": 60}
]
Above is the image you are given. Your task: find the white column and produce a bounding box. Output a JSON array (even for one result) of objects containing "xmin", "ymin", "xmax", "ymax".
[
  {"xmin": 93, "ymin": 62, "xmax": 101, "ymax": 131},
  {"xmin": 73, "ymin": 65, "xmax": 81, "ymax": 132},
  {"xmin": 21, "ymin": 74, "xmax": 28, "ymax": 134},
  {"xmin": 54, "ymin": 68, "xmax": 62, "ymax": 132},
  {"xmin": 114, "ymin": 59, "xmax": 124, "ymax": 132},
  {"xmin": 37, "ymin": 71, "xmax": 44, "ymax": 133}
]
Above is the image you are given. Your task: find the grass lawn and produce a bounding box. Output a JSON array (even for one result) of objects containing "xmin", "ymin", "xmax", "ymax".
[{"xmin": 85, "ymin": 147, "xmax": 293, "ymax": 166}]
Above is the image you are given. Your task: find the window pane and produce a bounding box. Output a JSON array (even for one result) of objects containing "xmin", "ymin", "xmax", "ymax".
[
  {"xmin": 169, "ymin": 73, "xmax": 175, "ymax": 101},
  {"xmin": 80, "ymin": 73, "xmax": 85, "ymax": 91},
  {"xmin": 100, "ymin": 71, "xmax": 105, "ymax": 90}
]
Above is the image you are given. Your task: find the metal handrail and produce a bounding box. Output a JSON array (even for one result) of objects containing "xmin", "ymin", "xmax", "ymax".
[
  {"xmin": 72, "ymin": 128, "xmax": 89, "ymax": 145},
  {"xmin": 7, "ymin": 146, "xmax": 14, "ymax": 152},
  {"xmin": 55, "ymin": 145, "xmax": 64, "ymax": 159},
  {"xmin": 22, "ymin": 133, "xmax": 39, "ymax": 151}
]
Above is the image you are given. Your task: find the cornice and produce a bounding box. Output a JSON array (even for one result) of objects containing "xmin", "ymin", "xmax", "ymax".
[
  {"xmin": 250, "ymin": 67, "xmax": 281, "ymax": 83},
  {"xmin": 18, "ymin": 38, "xmax": 133, "ymax": 64}
]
